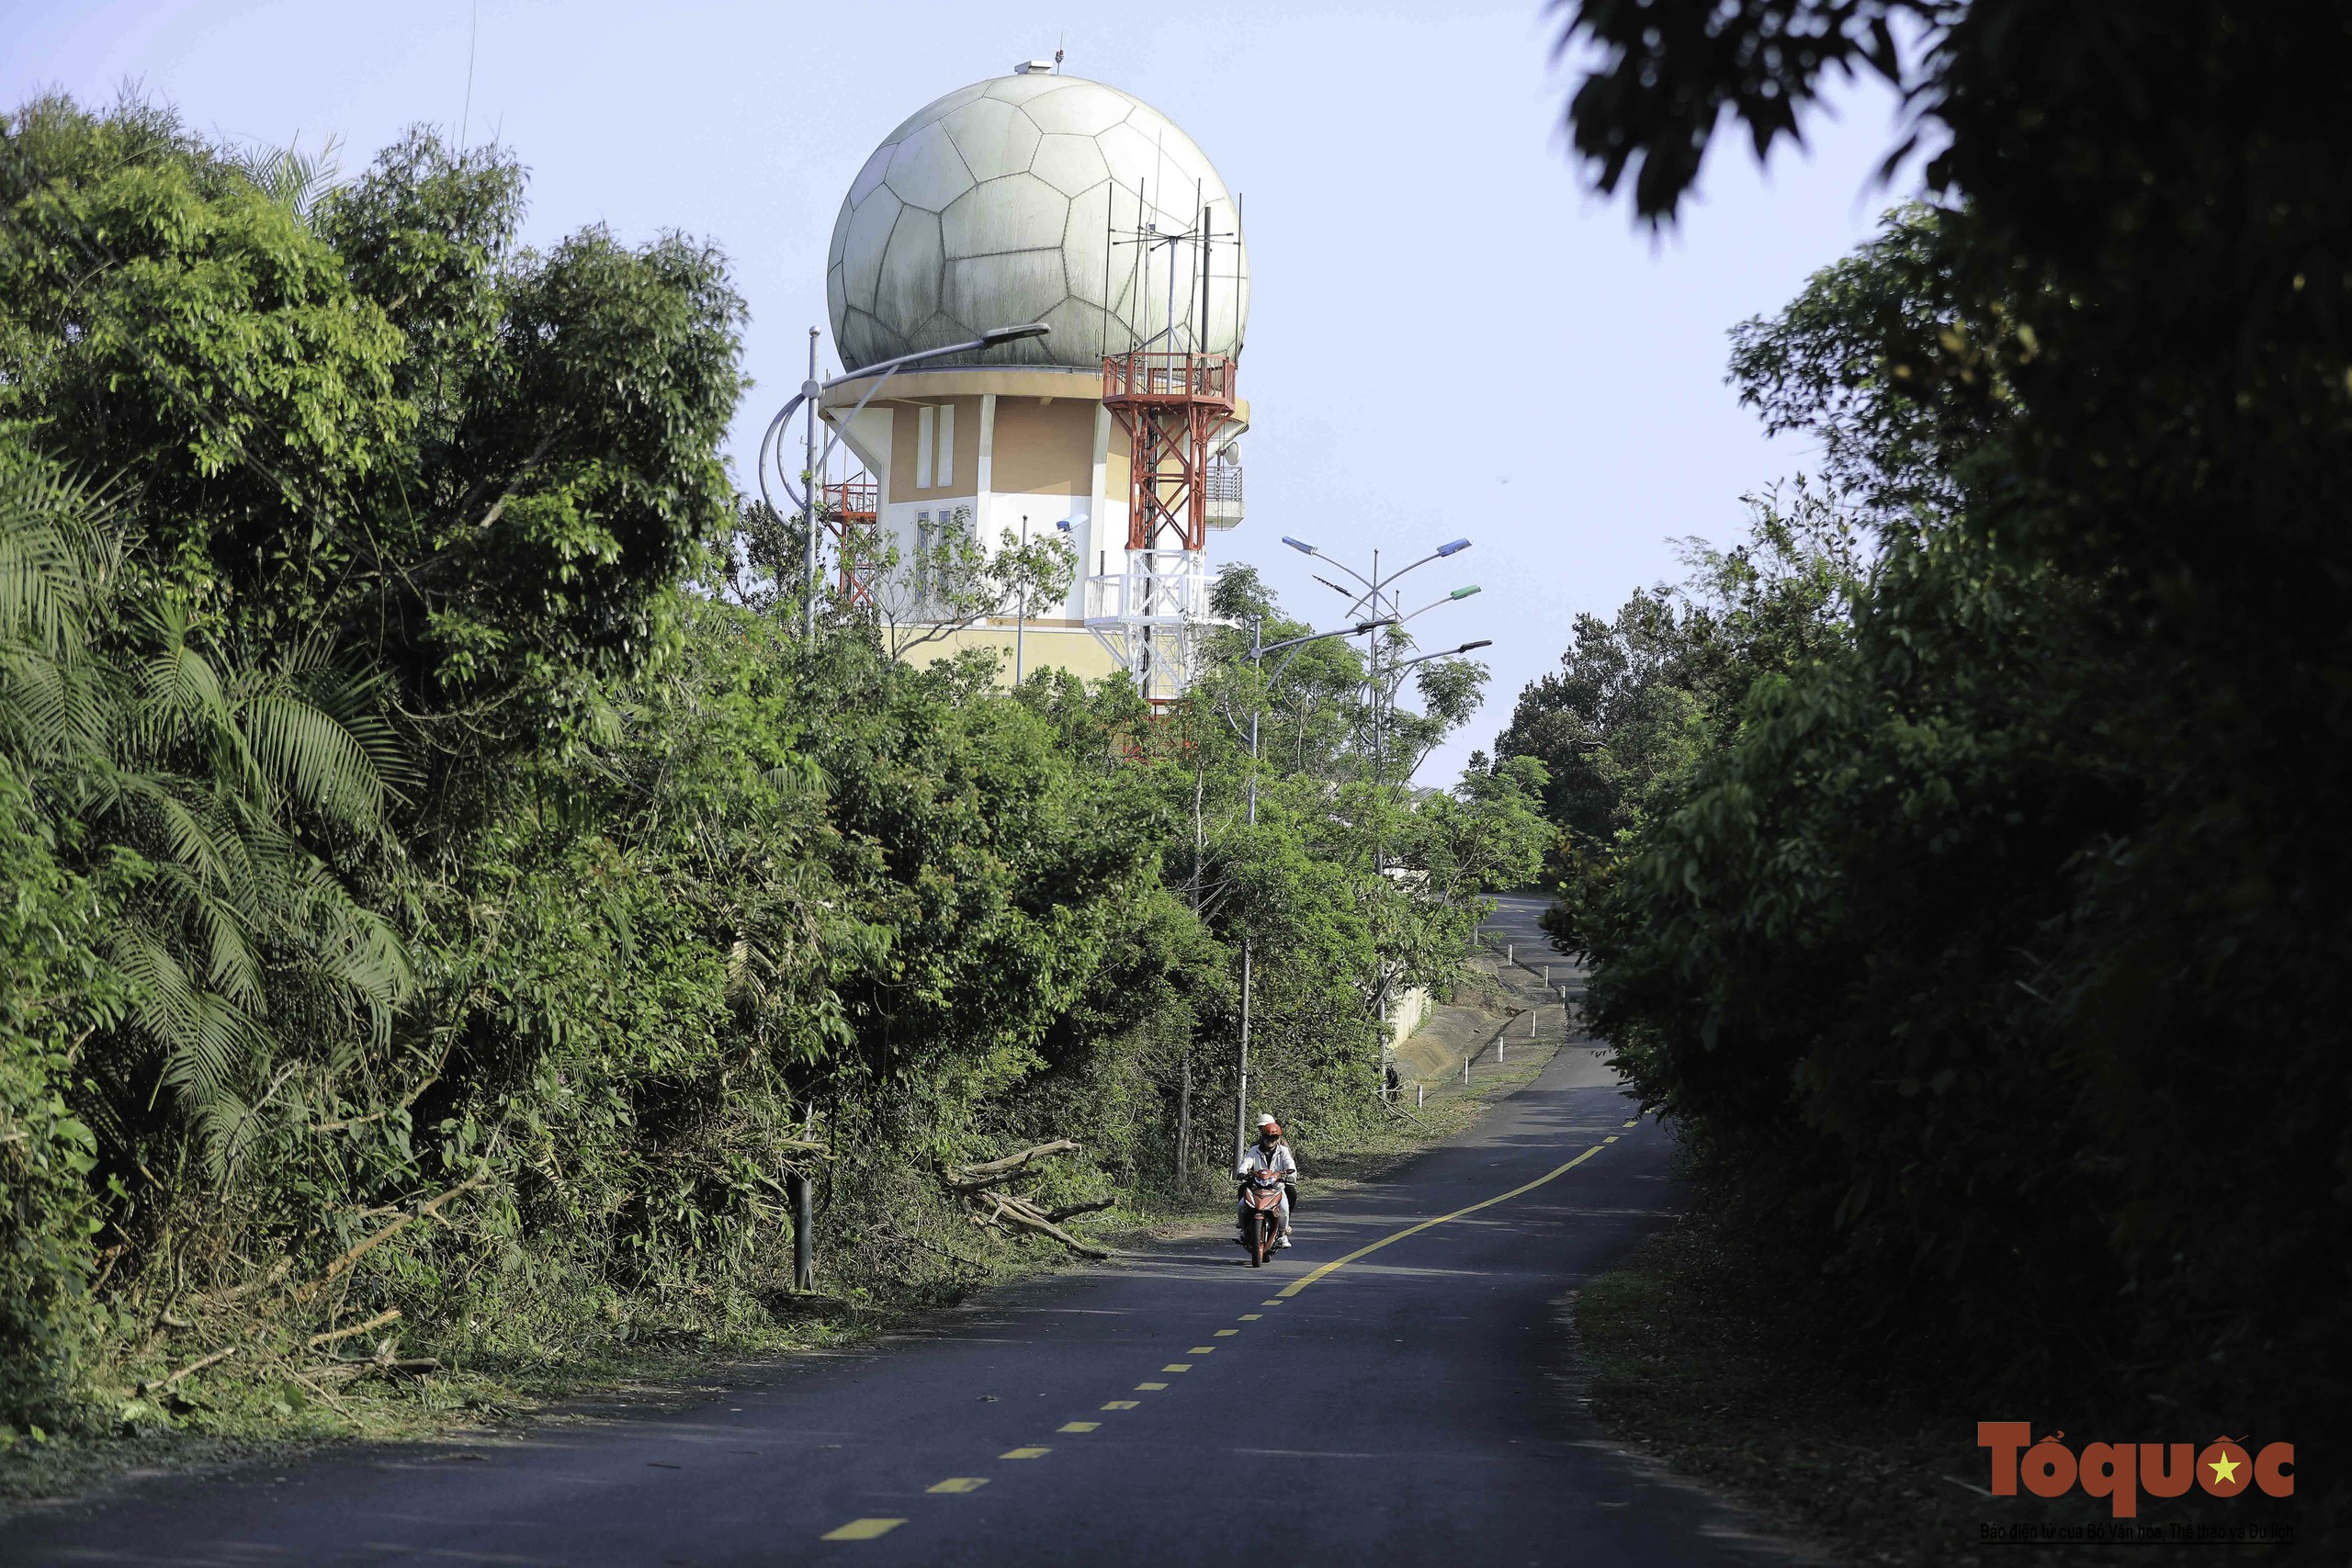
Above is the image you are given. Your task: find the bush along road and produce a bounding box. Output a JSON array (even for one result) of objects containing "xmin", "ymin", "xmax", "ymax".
[{"xmin": 0, "ymin": 976, "xmax": 1791, "ymax": 1566}]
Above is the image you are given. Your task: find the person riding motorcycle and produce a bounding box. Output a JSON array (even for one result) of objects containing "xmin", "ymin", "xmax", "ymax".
[{"xmin": 1236, "ymin": 1114, "xmax": 1297, "ymax": 1250}]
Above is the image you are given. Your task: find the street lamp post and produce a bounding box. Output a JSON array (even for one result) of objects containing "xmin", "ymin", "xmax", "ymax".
[
  {"xmin": 1230, "ymin": 614, "xmax": 1394, "ymax": 1168},
  {"xmin": 1273, "ymin": 536, "xmax": 1488, "ymax": 1105},
  {"xmin": 758, "ymin": 321, "xmax": 1052, "ymax": 638}
]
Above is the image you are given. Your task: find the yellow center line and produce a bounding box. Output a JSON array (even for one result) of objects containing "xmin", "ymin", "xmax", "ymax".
[
  {"xmin": 1188, "ymin": 1346, "xmax": 1216, "ymax": 1354},
  {"xmin": 1604, "ymin": 1135, "xmax": 1619, "ymax": 1143},
  {"xmin": 1622, "ymin": 1119, "xmax": 1639, "ymax": 1128},
  {"xmin": 1273, "ymin": 1145, "xmax": 1609, "ymax": 1300},
  {"xmin": 927, "ymin": 1477, "xmax": 989, "ymax": 1495},
  {"xmin": 821, "ymin": 1518, "xmax": 905, "ymax": 1540},
  {"xmin": 1161, "ymin": 1362, "xmax": 1192, "ymax": 1372},
  {"xmin": 1101, "ymin": 1400, "xmax": 1140, "ymax": 1410},
  {"xmin": 1214, "ymin": 1328, "xmax": 1238, "ymax": 1337},
  {"xmin": 1057, "ymin": 1421, "xmax": 1099, "ymax": 1433},
  {"xmin": 1000, "ymin": 1446, "xmax": 1051, "ymax": 1460},
  {"xmin": 1135, "ymin": 1381, "xmax": 1168, "ymax": 1390},
  {"xmin": 1238, "ymin": 1314, "xmax": 1261, "ymax": 1321},
  {"xmin": 1261, "ymin": 1300, "xmax": 1283, "ymax": 1306}
]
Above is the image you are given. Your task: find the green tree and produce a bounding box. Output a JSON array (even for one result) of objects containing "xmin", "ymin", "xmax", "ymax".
[{"xmin": 1546, "ymin": 0, "xmax": 2352, "ymax": 1437}]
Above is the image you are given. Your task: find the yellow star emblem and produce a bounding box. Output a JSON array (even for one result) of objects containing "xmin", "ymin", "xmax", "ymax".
[{"xmin": 2208, "ymin": 1452, "xmax": 2242, "ymax": 1485}]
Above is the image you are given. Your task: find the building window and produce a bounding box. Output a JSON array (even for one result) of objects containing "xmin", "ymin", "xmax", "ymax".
[
  {"xmin": 915, "ymin": 408, "xmax": 935, "ymax": 491},
  {"xmin": 935, "ymin": 403, "xmax": 956, "ymax": 490},
  {"xmin": 914, "ymin": 506, "xmax": 974, "ymax": 618}
]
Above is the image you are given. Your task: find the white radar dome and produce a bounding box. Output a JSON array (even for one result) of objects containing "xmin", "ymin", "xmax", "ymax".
[{"xmin": 826, "ymin": 71, "xmax": 1250, "ymax": 373}]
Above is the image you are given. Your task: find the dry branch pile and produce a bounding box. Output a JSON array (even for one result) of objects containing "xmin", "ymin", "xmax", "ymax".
[
  {"xmin": 125, "ymin": 1172, "xmax": 491, "ymax": 1410},
  {"xmin": 936, "ymin": 1141, "xmax": 1114, "ymax": 1261}
]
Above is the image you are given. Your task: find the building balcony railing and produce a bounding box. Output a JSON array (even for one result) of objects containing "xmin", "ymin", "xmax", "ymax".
[
  {"xmin": 1204, "ymin": 461, "xmax": 1242, "ymax": 529},
  {"xmin": 1101, "ymin": 351, "xmax": 1235, "ymax": 408}
]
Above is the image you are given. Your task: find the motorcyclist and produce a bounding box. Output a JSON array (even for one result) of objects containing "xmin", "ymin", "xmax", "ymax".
[{"xmin": 1236, "ymin": 1114, "xmax": 1297, "ymax": 1250}]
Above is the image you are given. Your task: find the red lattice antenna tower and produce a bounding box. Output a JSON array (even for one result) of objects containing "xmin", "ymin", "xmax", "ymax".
[
  {"xmin": 1102, "ymin": 349, "xmax": 1234, "ymax": 553},
  {"xmin": 821, "ymin": 471, "xmax": 880, "ymax": 606}
]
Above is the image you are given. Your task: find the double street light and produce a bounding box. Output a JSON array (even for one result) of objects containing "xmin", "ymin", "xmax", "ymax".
[
  {"xmin": 1258, "ymin": 534, "xmax": 1489, "ymax": 1114},
  {"xmin": 1398, "ymin": 638, "xmax": 1494, "ymax": 671},
  {"xmin": 757, "ymin": 321, "xmax": 1052, "ymax": 638},
  {"xmin": 1277, "ymin": 533, "xmax": 1484, "ymax": 859}
]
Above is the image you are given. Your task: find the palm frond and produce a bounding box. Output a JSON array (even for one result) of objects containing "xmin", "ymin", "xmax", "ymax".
[
  {"xmin": 242, "ymin": 691, "xmax": 388, "ymax": 828},
  {"xmin": 228, "ymin": 134, "xmax": 345, "ymax": 220}
]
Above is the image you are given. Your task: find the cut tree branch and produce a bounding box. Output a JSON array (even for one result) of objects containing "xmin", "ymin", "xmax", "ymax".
[
  {"xmin": 288, "ymin": 1172, "xmax": 489, "ymax": 1308},
  {"xmin": 137, "ymin": 1345, "xmax": 237, "ymax": 1395},
  {"xmin": 940, "ymin": 1140, "xmax": 1080, "ymax": 1192},
  {"xmin": 308, "ymin": 1307, "xmax": 401, "ymax": 1349},
  {"xmin": 967, "ymin": 1189, "xmax": 1110, "ymax": 1260}
]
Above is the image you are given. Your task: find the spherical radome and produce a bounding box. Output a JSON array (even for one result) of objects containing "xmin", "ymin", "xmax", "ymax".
[{"xmin": 827, "ymin": 73, "xmax": 1250, "ymax": 373}]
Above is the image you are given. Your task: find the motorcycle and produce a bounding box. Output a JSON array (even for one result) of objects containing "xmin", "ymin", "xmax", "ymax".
[{"xmin": 1237, "ymin": 1169, "xmax": 1287, "ymax": 1267}]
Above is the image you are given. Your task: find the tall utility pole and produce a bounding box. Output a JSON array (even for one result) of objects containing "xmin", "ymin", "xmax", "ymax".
[
  {"xmin": 1015, "ymin": 513, "xmax": 1030, "ymax": 683},
  {"xmin": 1232, "ymin": 613, "xmax": 1394, "ymax": 1165},
  {"xmin": 802, "ymin": 328, "xmax": 820, "ymax": 639}
]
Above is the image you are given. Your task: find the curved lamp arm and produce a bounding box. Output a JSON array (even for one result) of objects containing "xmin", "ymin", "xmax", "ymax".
[{"xmin": 756, "ymin": 322, "xmax": 1050, "ymax": 520}]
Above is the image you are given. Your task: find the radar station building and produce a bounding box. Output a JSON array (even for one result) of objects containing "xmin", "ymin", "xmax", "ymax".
[{"xmin": 818, "ymin": 62, "xmax": 1250, "ymax": 700}]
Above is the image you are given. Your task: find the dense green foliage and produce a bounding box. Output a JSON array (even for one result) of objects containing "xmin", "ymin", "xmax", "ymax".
[
  {"xmin": 1533, "ymin": 0, "xmax": 2352, "ymax": 1438},
  {"xmin": 0, "ymin": 94, "xmax": 1531, "ymax": 1436}
]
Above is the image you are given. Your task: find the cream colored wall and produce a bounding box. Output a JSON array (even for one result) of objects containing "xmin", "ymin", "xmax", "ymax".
[
  {"xmin": 894, "ymin": 623, "xmax": 1129, "ymax": 685},
  {"xmin": 989, "ymin": 400, "xmax": 1098, "ymax": 498},
  {"xmin": 1386, "ymin": 986, "xmax": 1432, "ymax": 1054}
]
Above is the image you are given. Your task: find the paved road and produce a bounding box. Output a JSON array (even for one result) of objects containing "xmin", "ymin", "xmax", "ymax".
[{"xmin": 8, "ymin": 898, "xmax": 1777, "ymax": 1567}]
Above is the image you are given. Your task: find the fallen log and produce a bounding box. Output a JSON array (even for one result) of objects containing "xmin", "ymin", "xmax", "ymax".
[
  {"xmin": 136, "ymin": 1345, "xmax": 238, "ymax": 1396},
  {"xmin": 970, "ymin": 1189, "xmax": 1110, "ymax": 1260},
  {"xmin": 1043, "ymin": 1198, "xmax": 1117, "ymax": 1224},
  {"xmin": 940, "ymin": 1139, "xmax": 1080, "ymax": 1192},
  {"xmin": 309, "ymin": 1307, "xmax": 401, "ymax": 1349}
]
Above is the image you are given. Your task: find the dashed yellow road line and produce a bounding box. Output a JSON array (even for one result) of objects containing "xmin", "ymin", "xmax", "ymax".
[
  {"xmin": 1238, "ymin": 1314, "xmax": 1261, "ymax": 1321},
  {"xmin": 1000, "ymin": 1447, "xmax": 1051, "ymax": 1460},
  {"xmin": 1136, "ymin": 1382, "xmax": 1168, "ymax": 1390},
  {"xmin": 1261, "ymin": 1300, "xmax": 1282, "ymax": 1306},
  {"xmin": 821, "ymin": 1518, "xmax": 905, "ymax": 1540},
  {"xmin": 1273, "ymin": 1145, "xmax": 1609, "ymax": 1300},
  {"xmin": 1161, "ymin": 1363, "xmax": 1191, "ymax": 1372},
  {"xmin": 1102, "ymin": 1400, "xmax": 1139, "ymax": 1410},
  {"xmin": 1623, "ymin": 1119, "xmax": 1639, "ymax": 1128},
  {"xmin": 1604, "ymin": 1135, "xmax": 1619, "ymax": 1144},
  {"xmin": 1187, "ymin": 1346, "xmax": 1216, "ymax": 1354},
  {"xmin": 1214, "ymin": 1328, "xmax": 1238, "ymax": 1337},
  {"xmin": 927, "ymin": 1478, "xmax": 988, "ymax": 1495},
  {"xmin": 1057, "ymin": 1421, "xmax": 1099, "ymax": 1433}
]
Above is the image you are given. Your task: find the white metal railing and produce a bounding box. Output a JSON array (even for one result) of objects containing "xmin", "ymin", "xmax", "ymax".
[{"xmin": 1083, "ymin": 551, "xmax": 1211, "ymax": 626}]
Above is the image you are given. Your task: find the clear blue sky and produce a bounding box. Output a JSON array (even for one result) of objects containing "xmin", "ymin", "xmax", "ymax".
[{"xmin": 3, "ymin": 0, "xmax": 1908, "ymax": 784}]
